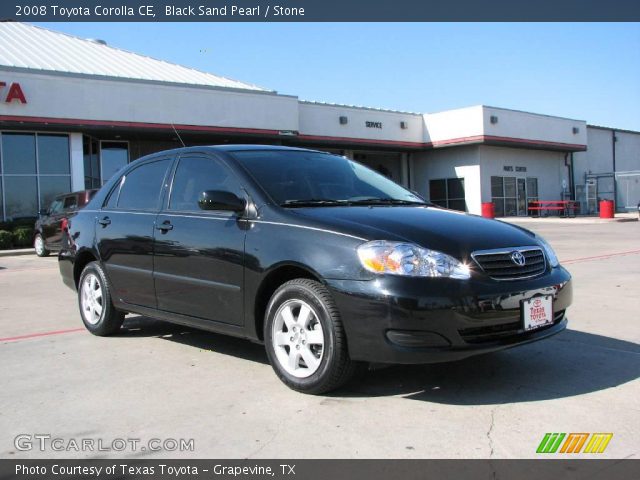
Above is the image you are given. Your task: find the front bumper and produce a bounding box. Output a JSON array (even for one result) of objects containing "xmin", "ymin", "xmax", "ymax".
[{"xmin": 327, "ymin": 266, "xmax": 572, "ymax": 364}]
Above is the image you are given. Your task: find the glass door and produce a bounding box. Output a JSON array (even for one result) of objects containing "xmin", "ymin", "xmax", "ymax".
[
  {"xmin": 517, "ymin": 177, "xmax": 527, "ymax": 216},
  {"xmin": 100, "ymin": 141, "xmax": 129, "ymax": 185}
]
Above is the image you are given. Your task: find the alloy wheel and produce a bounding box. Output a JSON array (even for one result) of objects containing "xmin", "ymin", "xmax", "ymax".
[
  {"xmin": 81, "ymin": 273, "xmax": 103, "ymax": 325},
  {"xmin": 34, "ymin": 235, "xmax": 45, "ymax": 256},
  {"xmin": 271, "ymin": 299, "xmax": 325, "ymax": 378}
]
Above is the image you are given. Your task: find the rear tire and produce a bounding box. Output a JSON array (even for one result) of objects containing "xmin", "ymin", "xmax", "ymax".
[
  {"xmin": 78, "ymin": 261, "xmax": 124, "ymax": 336},
  {"xmin": 264, "ymin": 279, "xmax": 362, "ymax": 394},
  {"xmin": 34, "ymin": 234, "xmax": 49, "ymax": 257}
]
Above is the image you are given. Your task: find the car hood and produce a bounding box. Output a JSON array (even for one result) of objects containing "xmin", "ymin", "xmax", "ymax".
[{"xmin": 287, "ymin": 205, "xmax": 539, "ymax": 260}]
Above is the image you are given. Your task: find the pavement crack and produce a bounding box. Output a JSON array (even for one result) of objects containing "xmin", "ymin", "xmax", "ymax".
[
  {"xmin": 245, "ymin": 420, "xmax": 283, "ymax": 459},
  {"xmin": 486, "ymin": 406, "xmax": 498, "ymax": 459}
]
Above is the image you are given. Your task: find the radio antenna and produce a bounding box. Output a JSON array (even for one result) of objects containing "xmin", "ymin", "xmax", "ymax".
[{"xmin": 171, "ymin": 123, "xmax": 186, "ymax": 147}]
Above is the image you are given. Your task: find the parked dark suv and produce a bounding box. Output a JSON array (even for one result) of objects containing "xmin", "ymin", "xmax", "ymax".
[
  {"xmin": 34, "ymin": 190, "xmax": 97, "ymax": 257},
  {"xmin": 59, "ymin": 146, "xmax": 572, "ymax": 394}
]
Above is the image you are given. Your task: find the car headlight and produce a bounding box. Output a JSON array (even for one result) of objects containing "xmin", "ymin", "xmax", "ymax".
[
  {"xmin": 536, "ymin": 235, "xmax": 559, "ymax": 268},
  {"xmin": 357, "ymin": 240, "xmax": 471, "ymax": 279}
]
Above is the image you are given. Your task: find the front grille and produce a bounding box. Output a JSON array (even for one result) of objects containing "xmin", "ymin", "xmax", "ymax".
[
  {"xmin": 459, "ymin": 309, "xmax": 565, "ymax": 344},
  {"xmin": 472, "ymin": 246, "xmax": 546, "ymax": 280}
]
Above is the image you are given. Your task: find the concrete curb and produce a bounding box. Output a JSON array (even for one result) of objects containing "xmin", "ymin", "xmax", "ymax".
[
  {"xmin": 0, "ymin": 248, "xmax": 34, "ymax": 258},
  {"xmin": 503, "ymin": 215, "xmax": 638, "ymax": 225}
]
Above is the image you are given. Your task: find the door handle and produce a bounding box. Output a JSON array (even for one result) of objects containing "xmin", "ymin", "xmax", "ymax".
[
  {"xmin": 98, "ymin": 217, "xmax": 111, "ymax": 227},
  {"xmin": 156, "ymin": 221, "xmax": 173, "ymax": 232}
]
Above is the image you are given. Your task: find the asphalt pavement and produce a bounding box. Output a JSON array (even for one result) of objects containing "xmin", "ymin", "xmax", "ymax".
[{"xmin": 0, "ymin": 219, "xmax": 638, "ymax": 459}]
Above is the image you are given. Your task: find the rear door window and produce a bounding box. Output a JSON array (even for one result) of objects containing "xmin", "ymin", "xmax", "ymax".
[{"xmin": 116, "ymin": 159, "xmax": 172, "ymax": 211}]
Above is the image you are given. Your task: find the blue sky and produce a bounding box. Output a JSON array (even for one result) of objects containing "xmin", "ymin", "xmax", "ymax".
[{"xmin": 36, "ymin": 22, "xmax": 640, "ymax": 131}]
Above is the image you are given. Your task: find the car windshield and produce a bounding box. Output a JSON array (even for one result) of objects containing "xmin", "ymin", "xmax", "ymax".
[{"xmin": 232, "ymin": 150, "xmax": 426, "ymax": 207}]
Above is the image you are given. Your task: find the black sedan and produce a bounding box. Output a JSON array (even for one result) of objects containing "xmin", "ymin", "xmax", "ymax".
[
  {"xmin": 59, "ymin": 146, "xmax": 572, "ymax": 394},
  {"xmin": 34, "ymin": 189, "xmax": 97, "ymax": 257}
]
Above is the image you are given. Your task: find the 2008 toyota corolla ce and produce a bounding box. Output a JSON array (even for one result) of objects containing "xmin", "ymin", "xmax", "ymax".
[{"xmin": 59, "ymin": 146, "xmax": 572, "ymax": 394}]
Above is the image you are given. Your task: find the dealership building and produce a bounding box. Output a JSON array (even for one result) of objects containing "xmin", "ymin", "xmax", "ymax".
[{"xmin": 0, "ymin": 22, "xmax": 638, "ymax": 221}]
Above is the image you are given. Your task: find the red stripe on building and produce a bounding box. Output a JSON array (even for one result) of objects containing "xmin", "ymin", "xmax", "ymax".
[
  {"xmin": 0, "ymin": 114, "xmax": 587, "ymax": 151},
  {"xmin": 0, "ymin": 114, "xmax": 281, "ymax": 136}
]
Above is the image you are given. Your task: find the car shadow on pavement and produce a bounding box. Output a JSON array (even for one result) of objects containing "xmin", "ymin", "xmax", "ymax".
[
  {"xmin": 118, "ymin": 315, "xmax": 269, "ymax": 365},
  {"xmin": 116, "ymin": 317, "xmax": 639, "ymax": 403},
  {"xmin": 340, "ymin": 329, "xmax": 640, "ymax": 404}
]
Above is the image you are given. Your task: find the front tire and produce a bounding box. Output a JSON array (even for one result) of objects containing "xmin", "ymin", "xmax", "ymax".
[
  {"xmin": 264, "ymin": 279, "xmax": 361, "ymax": 394},
  {"xmin": 78, "ymin": 262, "xmax": 124, "ymax": 336},
  {"xmin": 34, "ymin": 233, "xmax": 49, "ymax": 257}
]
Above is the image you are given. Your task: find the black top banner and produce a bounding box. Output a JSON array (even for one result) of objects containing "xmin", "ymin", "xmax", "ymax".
[{"xmin": 1, "ymin": 0, "xmax": 640, "ymax": 22}]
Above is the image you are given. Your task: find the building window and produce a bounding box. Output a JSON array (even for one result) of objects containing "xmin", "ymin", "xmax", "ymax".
[
  {"xmin": 527, "ymin": 177, "xmax": 539, "ymax": 205},
  {"xmin": 38, "ymin": 135, "xmax": 71, "ymax": 174},
  {"xmin": 39, "ymin": 176, "xmax": 71, "ymax": 211},
  {"xmin": 83, "ymin": 136, "xmax": 101, "ymax": 189},
  {"xmin": 0, "ymin": 132, "xmax": 71, "ymax": 221},
  {"xmin": 491, "ymin": 176, "xmax": 538, "ymax": 217},
  {"xmin": 100, "ymin": 141, "xmax": 129, "ymax": 185},
  {"xmin": 2, "ymin": 133, "xmax": 36, "ymax": 174},
  {"xmin": 429, "ymin": 178, "xmax": 467, "ymax": 211},
  {"xmin": 4, "ymin": 176, "xmax": 38, "ymax": 220}
]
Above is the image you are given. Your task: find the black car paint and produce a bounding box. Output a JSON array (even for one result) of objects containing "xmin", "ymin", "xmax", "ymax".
[
  {"xmin": 35, "ymin": 190, "xmax": 97, "ymax": 251},
  {"xmin": 59, "ymin": 145, "xmax": 572, "ymax": 364}
]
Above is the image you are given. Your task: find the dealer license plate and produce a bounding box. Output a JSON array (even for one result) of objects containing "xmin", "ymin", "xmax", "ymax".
[{"xmin": 522, "ymin": 295, "xmax": 554, "ymax": 331}]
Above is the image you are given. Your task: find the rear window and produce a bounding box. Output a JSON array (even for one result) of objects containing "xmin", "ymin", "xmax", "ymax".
[
  {"xmin": 63, "ymin": 195, "xmax": 78, "ymax": 210},
  {"xmin": 114, "ymin": 160, "xmax": 171, "ymax": 211},
  {"xmin": 49, "ymin": 198, "xmax": 64, "ymax": 215}
]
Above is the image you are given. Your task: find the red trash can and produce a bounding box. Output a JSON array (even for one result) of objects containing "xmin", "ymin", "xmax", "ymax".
[
  {"xmin": 599, "ymin": 200, "xmax": 614, "ymax": 219},
  {"xmin": 481, "ymin": 202, "xmax": 495, "ymax": 219}
]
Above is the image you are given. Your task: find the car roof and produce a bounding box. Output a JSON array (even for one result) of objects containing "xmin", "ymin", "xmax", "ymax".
[
  {"xmin": 212, "ymin": 144, "xmax": 318, "ymax": 152},
  {"xmin": 152, "ymin": 145, "xmax": 324, "ymax": 155},
  {"xmin": 56, "ymin": 189, "xmax": 97, "ymax": 199}
]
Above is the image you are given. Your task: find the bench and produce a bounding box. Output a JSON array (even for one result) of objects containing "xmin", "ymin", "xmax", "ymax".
[{"xmin": 528, "ymin": 200, "xmax": 580, "ymax": 218}]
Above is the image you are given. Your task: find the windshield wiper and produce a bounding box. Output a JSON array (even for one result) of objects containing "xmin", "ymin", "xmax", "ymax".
[
  {"xmin": 347, "ymin": 198, "xmax": 430, "ymax": 206},
  {"xmin": 281, "ymin": 199, "xmax": 351, "ymax": 208},
  {"xmin": 281, "ymin": 198, "xmax": 432, "ymax": 208}
]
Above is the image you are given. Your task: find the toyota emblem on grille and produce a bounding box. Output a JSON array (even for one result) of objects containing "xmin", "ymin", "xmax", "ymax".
[{"xmin": 511, "ymin": 251, "xmax": 526, "ymax": 266}]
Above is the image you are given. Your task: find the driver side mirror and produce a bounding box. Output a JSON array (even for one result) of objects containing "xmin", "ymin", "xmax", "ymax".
[{"xmin": 198, "ymin": 190, "xmax": 246, "ymax": 213}]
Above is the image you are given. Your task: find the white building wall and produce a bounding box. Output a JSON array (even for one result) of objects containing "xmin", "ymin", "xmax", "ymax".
[
  {"xmin": 423, "ymin": 106, "xmax": 484, "ymax": 144},
  {"xmin": 573, "ymin": 127, "xmax": 614, "ymax": 181},
  {"xmin": 612, "ymin": 130, "xmax": 640, "ymax": 173},
  {"xmin": 482, "ymin": 106, "xmax": 587, "ymax": 146},
  {"xmin": 479, "ymin": 146, "xmax": 568, "ymax": 203},
  {"xmin": 412, "ymin": 146, "xmax": 482, "ymax": 214},
  {"xmin": 614, "ymin": 131, "xmax": 640, "ymax": 209},
  {"xmin": 574, "ymin": 126, "xmax": 640, "ymax": 210},
  {"xmin": 0, "ymin": 71, "xmax": 300, "ymax": 132},
  {"xmin": 422, "ymin": 105, "xmax": 587, "ymax": 148},
  {"xmin": 577, "ymin": 126, "xmax": 640, "ymax": 176},
  {"xmin": 298, "ymin": 103, "xmax": 423, "ymax": 144}
]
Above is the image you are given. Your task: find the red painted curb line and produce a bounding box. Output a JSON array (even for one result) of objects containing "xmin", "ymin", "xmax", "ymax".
[{"xmin": 0, "ymin": 328, "xmax": 85, "ymax": 343}]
